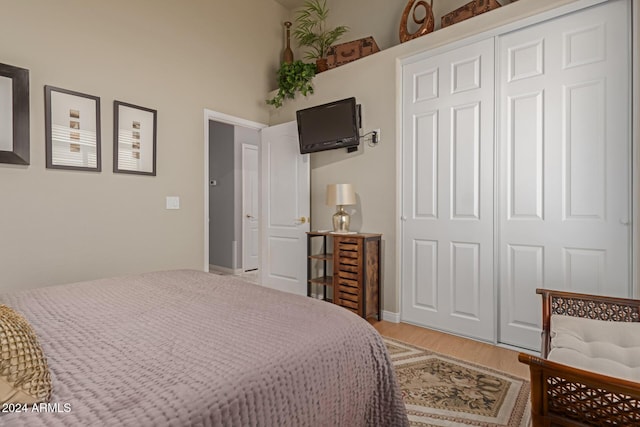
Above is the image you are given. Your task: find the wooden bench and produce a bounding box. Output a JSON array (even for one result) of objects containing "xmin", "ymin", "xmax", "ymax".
[{"xmin": 518, "ymin": 288, "xmax": 640, "ymax": 426}]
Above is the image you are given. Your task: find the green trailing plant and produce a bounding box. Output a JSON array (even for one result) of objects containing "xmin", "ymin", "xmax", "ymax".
[
  {"xmin": 293, "ymin": 0, "xmax": 348, "ymax": 61},
  {"xmin": 266, "ymin": 60, "xmax": 317, "ymax": 108}
]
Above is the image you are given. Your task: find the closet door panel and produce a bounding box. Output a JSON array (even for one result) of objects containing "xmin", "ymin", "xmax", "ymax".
[
  {"xmin": 504, "ymin": 244, "xmax": 544, "ymax": 333},
  {"xmin": 413, "ymin": 239, "xmax": 438, "ymax": 309},
  {"xmin": 414, "ymin": 112, "xmax": 438, "ymax": 218},
  {"xmin": 498, "ymin": 0, "xmax": 631, "ymax": 350},
  {"xmin": 402, "ymin": 38, "xmax": 495, "ymax": 341},
  {"xmin": 452, "ymin": 103, "xmax": 481, "ymax": 219},
  {"xmin": 451, "ymin": 242, "xmax": 481, "ymax": 320},
  {"xmin": 564, "ymin": 80, "xmax": 606, "ymax": 219},
  {"xmin": 508, "ymin": 91, "xmax": 543, "ymax": 220}
]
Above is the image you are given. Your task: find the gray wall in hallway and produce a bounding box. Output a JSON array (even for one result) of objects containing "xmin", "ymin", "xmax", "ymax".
[{"xmin": 209, "ymin": 120, "xmax": 235, "ymax": 269}]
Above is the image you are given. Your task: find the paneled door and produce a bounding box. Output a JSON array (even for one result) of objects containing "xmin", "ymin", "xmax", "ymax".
[
  {"xmin": 497, "ymin": 0, "xmax": 631, "ymax": 350},
  {"xmin": 401, "ymin": 38, "xmax": 496, "ymax": 341},
  {"xmin": 260, "ymin": 121, "xmax": 310, "ymax": 295},
  {"xmin": 242, "ymin": 143, "xmax": 259, "ymax": 272}
]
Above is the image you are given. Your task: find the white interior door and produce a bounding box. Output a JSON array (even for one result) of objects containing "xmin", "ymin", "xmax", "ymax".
[
  {"xmin": 242, "ymin": 144, "xmax": 259, "ymax": 272},
  {"xmin": 401, "ymin": 38, "xmax": 496, "ymax": 342},
  {"xmin": 260, "ymin": 121, "xmax": 310, "ymax": 295},
  {"xmin": 497, "ymin": 0, "xmax": 632, "ymax": 350}
]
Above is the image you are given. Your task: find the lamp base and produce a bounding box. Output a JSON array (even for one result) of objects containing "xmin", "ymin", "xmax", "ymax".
[{"xmin": 332, "ymin": 206, "xmax": 350, "ymax": 232}]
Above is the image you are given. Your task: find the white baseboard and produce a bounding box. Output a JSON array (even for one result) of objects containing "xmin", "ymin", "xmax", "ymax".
[
  {"xmin": 382, "ymin": 310, "xmax": 401, "ymax": 323},
  {"xmin": 209, "ymin": 264, "xmax": 242, "ymax": 275}
]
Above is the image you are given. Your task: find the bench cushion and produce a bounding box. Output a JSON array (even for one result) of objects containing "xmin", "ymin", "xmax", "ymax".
[{"xmin": 548, "ymin": 314, "xmax": 640, "ymax": 382}]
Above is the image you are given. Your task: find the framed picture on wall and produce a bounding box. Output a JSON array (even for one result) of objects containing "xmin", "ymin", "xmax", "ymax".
[
  {"xmin": 0, "ymin": 63, "xmax": 30, "ymax": 165},
  {"xmin": 113, "ymin": 101, "xmax": 157, "ymax": 176},
  {"xmin": 45, "ymin": 85, "xmax": 101, "ymax": 171}
]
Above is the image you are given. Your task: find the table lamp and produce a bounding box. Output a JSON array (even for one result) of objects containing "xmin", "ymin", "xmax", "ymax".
[{"xmin": 326, "ymin": 184, "xmax": 356, "ymax": 232}]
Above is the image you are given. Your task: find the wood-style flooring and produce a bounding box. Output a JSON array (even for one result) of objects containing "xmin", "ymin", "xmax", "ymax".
[{"xmin": 370, "ymin": 320, "xmax": 530, "ymax": 379}]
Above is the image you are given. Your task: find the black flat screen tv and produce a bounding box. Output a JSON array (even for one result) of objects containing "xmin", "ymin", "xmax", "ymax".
[{"xmin": 296, "ymin": 97, "xmax": 360, "ymax": 154}]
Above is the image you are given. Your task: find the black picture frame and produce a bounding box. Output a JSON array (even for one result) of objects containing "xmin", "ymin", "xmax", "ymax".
[
  {"xmin": 113, "ymin": 101, "xmax": 157, "ymax": 176},
  {"xmin": 0, "ymin": 63, "xmax": 30, "ymax": 165},
  {"xmin": 45, "ymin": 85, "xmax": 101, "ymax": 172}
]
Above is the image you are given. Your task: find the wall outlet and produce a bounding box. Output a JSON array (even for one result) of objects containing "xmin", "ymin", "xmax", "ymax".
[{"xmin": 372, "ymin": 128, "xmax": 381, "ymax": 144}]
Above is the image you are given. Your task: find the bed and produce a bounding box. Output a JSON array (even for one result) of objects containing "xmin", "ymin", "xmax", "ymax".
[
  {"xmin": 0, "ymin": 269, "xmax": 409, "ymax": 426},
  {"xmin": 518, "ymin": 288, "xmax": 640, "ymax": 426}
]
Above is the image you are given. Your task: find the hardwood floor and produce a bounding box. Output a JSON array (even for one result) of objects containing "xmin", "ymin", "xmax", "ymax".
[{"xmin": 371, "ymin": 320, "xmax": 530, "ymax": 379}]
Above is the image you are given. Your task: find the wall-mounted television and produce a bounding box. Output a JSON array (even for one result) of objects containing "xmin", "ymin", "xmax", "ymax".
[{"xmin": 296, "ymin": 97, "xmax": 360, "ymax": 154}]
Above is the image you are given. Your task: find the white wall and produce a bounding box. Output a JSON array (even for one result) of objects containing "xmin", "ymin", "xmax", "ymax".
[
  {"xmin": 269, "ymin": 0, "xmax": 628, "ymax": 313},
  {"xmin": 0, "ymin": 0, "xmax": 289, "ymax": 292}
]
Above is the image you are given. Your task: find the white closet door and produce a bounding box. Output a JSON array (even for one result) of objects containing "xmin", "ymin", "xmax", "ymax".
[
  {"xmin": 498, "ymin": 0, "xmax": 631, "ymax": 350},
  {"xmin": 401, "ymin": 39, "xmax": 495, "ymax": 341}
]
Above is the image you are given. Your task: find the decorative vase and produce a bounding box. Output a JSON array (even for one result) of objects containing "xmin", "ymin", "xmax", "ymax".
[
  {"xmin": 399, "ymin": 0, "xmax": 435, "ymax": 43},
  {"xmin": 315, "ymin": 58, "xmax": 328, "ymax": 73},
  {"xmin": 283, "ymin": 21, "xmax": 294, "ymax": 64}
]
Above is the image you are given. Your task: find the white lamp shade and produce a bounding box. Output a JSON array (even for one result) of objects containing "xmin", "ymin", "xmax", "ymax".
[{"xmin": 326, "ymin": 184, "xmax": 356, "ymax": 206}]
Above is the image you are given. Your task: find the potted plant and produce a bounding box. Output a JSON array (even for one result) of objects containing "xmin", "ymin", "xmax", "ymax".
[
  {"xmin": 293, "ymin": 0, "xmax": 348, "ymax": 72},
  {"xmin": 266, "ymin": 60, "xmax": 317, "ymax": 108}
]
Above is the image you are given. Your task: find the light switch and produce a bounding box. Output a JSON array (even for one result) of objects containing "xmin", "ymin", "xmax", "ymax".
[{"xmin": 166, "ymin": 196, "xmax": 180, "ymax": 210}]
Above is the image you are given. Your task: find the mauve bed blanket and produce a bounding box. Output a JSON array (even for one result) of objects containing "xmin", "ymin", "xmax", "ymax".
[{"xmin": 0, "ymin": 269, "xmax": 408, "ymax": 426}]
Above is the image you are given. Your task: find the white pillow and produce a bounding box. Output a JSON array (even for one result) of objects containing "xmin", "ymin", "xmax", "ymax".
[{"xmin": 548, "ymin": 314, "xmax": 640, "ymax": 382}]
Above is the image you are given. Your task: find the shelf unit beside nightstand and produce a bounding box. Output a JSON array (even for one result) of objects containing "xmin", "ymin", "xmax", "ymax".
[{"xmin": 307, "ymin": 232, "xmax": 333, "ymax": 302}]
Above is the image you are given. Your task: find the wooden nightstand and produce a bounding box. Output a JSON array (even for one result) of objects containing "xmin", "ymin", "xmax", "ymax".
[{"xmin": 307, "ymin": 231, "xmax": 381, "ymax": 320}]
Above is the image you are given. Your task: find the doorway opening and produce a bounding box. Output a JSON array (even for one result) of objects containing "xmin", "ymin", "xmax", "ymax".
[{"xmin": 203, "ymin": 109, "xmax": 266, "ymax": 276}]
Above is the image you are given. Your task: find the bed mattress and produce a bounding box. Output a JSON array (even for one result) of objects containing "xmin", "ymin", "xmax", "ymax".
[{"xmin": 0, "ymin": 270, "xmax": 408, "ymax": 426}]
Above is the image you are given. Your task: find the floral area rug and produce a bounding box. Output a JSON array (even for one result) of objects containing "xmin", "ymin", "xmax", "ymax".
[{"xmin": 385, "ymin": 337, "xmax": 531, "ymax": 427}]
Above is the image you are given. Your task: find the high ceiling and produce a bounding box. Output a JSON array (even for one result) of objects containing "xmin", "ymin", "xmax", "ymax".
[{"xmin": 273, "ymin": 0, "xmax": 306, "ymax": 10}]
